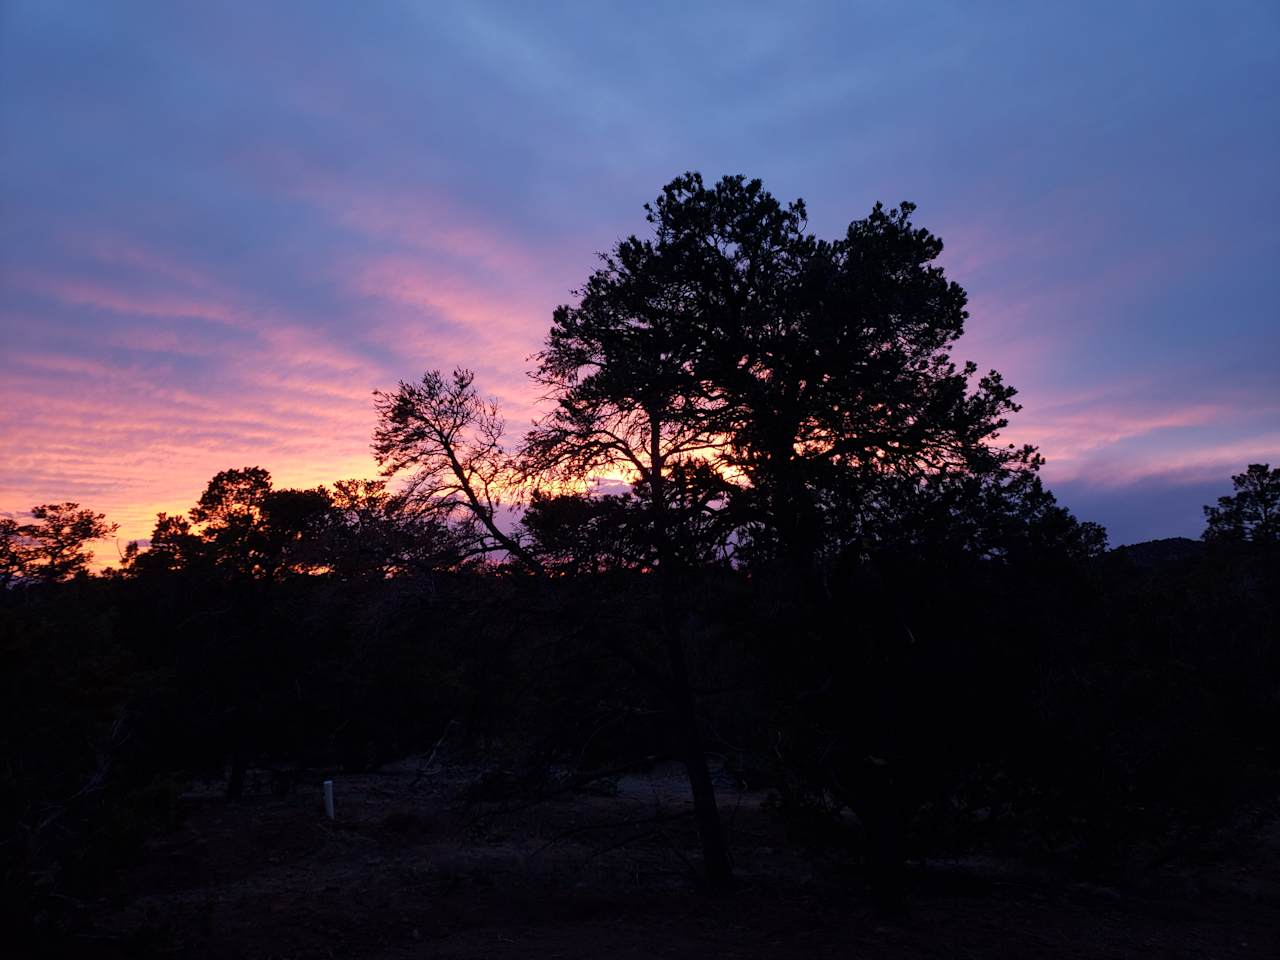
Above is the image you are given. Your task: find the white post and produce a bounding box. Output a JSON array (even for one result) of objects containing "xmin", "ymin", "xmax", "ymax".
[{"xmin": 323, "ymin": 779, "xmax": 335, "ymax": 819}]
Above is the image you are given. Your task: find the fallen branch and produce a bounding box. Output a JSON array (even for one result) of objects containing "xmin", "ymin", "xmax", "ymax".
[{"xmin": 410, "ymin": 719, "xmax": 458, "ymax": 788}]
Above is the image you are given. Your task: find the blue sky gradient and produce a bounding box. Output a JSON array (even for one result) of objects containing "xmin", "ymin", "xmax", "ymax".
[{"xmin": 2, "ymin": 1, "xmax": 1277, "ymax": 547}]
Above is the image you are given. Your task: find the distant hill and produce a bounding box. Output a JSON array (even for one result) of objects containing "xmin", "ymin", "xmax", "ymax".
[{"xmin": 1109, "ymin": 537, "xmax": 1205, "ymax": 568}]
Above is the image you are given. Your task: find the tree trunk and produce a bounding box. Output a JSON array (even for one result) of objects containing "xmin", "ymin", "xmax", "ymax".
[
  {"xmin": 647, "ymin": 409, "xmax": 731, "ymax": 886},
  {"xmin": 662, "ymin": 617, "xmax": 732, "ymax": 887}
]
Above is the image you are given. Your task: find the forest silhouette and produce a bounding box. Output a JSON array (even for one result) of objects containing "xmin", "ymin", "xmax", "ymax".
[{"xmin": 4, "ymin": 175, "xmax": 1279, "ymax": 955}]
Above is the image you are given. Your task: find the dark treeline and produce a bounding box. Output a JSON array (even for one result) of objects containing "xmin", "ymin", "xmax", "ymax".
[{"xmin": 4, "ymin": 175, "xmax": 1279, "ymax": 942}]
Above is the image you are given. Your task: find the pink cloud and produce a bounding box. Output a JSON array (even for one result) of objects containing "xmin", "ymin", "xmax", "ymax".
[
  {"xmin": 257, "ymin": 155, "xmax": 545, "ymax": 278},
  {"xmin": 1056, "ymin": 435, "xmax": 1280, "ymax": 489},
  {"xmin": 8, "ymin": 269, "xmax": 249, "ymax": 329},
  {"xmin": 60, "ymin": 230, "xmax": 218, "ymax": 291},
  {"xmin": 1005, "ymin": 402, "xmax": 1226, "ymax": 462},
  {"xmin": 990, "ymin": 379, "xmax": 1280, "ymax": 492},
  {"xmin": 1, "ymin": 241, "xmax": 397, "ymax": 550}
]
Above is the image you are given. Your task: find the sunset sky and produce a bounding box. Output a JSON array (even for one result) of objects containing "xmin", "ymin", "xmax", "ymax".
[{"xmin": 2, "ymin": 1, "xmax": 1277, "ymax": 555}]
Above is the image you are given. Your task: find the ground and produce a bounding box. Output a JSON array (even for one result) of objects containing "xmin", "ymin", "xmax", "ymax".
[{"xmin": 37, "ymin": 760, "xmax": 1280, "ymax": 959}]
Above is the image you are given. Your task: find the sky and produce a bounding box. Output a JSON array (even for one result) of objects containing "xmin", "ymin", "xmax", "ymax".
[{"xmin": 1, "ymin": 0, "xmax": 1278, "ymax": 556}]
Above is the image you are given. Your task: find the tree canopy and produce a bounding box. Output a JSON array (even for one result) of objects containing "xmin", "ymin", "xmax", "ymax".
[
  {"xmin": 1203, "ymin": 463, "xmax": 1279, "ymax": 544},
  {"xmin": 131, "ymin": 468, "xmax": 454, "ymax": 581},
  {"xmin": 0, "ymin": 503, "xmax": 117, "ymax": 585},
  {"xmin": 522, "ymin": 172, "xmax": 1088, "ymax": 572}
]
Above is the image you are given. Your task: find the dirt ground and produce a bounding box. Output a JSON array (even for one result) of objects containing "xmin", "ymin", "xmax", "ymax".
[{"xmin": 37, "ymin": 760, "xmax": 1280, "ymax": 959}]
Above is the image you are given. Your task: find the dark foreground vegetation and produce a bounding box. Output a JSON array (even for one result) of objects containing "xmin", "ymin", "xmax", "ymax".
[
  {"xmin": 5, "ymin": 528, "xmax": 1279, "ymax": 956},
  {"xmin": 4, "ymin": 175, "xmax": 1279, "ymax": 956}
]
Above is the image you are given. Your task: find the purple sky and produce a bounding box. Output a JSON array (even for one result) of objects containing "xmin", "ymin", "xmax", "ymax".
[{"xmin": 2, "ymin": 1, "xmax": 1278, "ymax": 552}]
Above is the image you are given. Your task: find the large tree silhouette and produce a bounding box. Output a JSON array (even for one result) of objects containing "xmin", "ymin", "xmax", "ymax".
[
  {"xmin": 523, "ymin": 180, "xmax": 747, "ymax": 883},
  {"xmin": 639, "ymin": 174, "xmax": 1028, "ymax": 568},
  {"xmin": 520, "ymin": 171, "xmax": 1075, "ymax": 884},
  {"xmin": 528, "ymin": 174, "xmax": 1035, "ymax": 570}
]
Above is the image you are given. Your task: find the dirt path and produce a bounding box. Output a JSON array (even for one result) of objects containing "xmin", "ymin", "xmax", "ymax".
[{"xmin": 41, "ymin": 763, "xmax": 1280, "ymax": 958}]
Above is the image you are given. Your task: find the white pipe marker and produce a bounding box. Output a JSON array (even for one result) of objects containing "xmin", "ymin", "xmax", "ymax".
[{"xmin": 323, "ymin": 779, "xmax": 335, "ymax": 819}]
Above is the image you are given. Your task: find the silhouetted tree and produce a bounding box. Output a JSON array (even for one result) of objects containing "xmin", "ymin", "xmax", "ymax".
[
  {"xmin": 520, "ymin": 490, "xmax": 642, "ymax": 575},
  {"xmin": 259, "ymin": 486, "xmax": 335, "ymax": 576},
  {"xmin": 130, "ymin": 512, "xmax": 199, "ymax": 574},
  {"xmin": 122, "ymin": 469, "xmax": 340, "ymax": 795},
  {"xmin": 134, "ymin": 468, "xmax": 333, "ymax": 580},
  {"xmin": 185, "ymin": 466, "xmax": 275, "ymax": 578},
  {"xmin": 0, "ymin": 503, "xmax": 117, "ymax": 584},
  {"xmin": 520, "ymin": 174, "xmax": 744, "ymax": 562},
  {"xmin": 523, "ymin": 178, "xmax": 755, "ymax": 884},
  {"xmin": 522, "ymin": 171, "xmax": 1095, "ymax": 888},
  {"xmin": 522, "ymin": 464, "xmax": 735, "ymax": 575},
  {"xmin": 326, "ymin": 478, "xmax": 464, "ymax": 579},
  {"xmin": 634, "ymin": 174, "xmax": 1026, "ymax": 570},
  {"xmin": 0, "ymin": 518, "xmax": 22, "ymax": 587},
  {"xmin": 1204, "ymin": 463, "xmax": 1279, "ymax": 544},
  {"xmin": 848, "ymin": 454, "xmax": 1107, "ymax": 566},
  {"xmin": 373, "ymin": 368, "xmax": 542, "ymax": 572}
]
